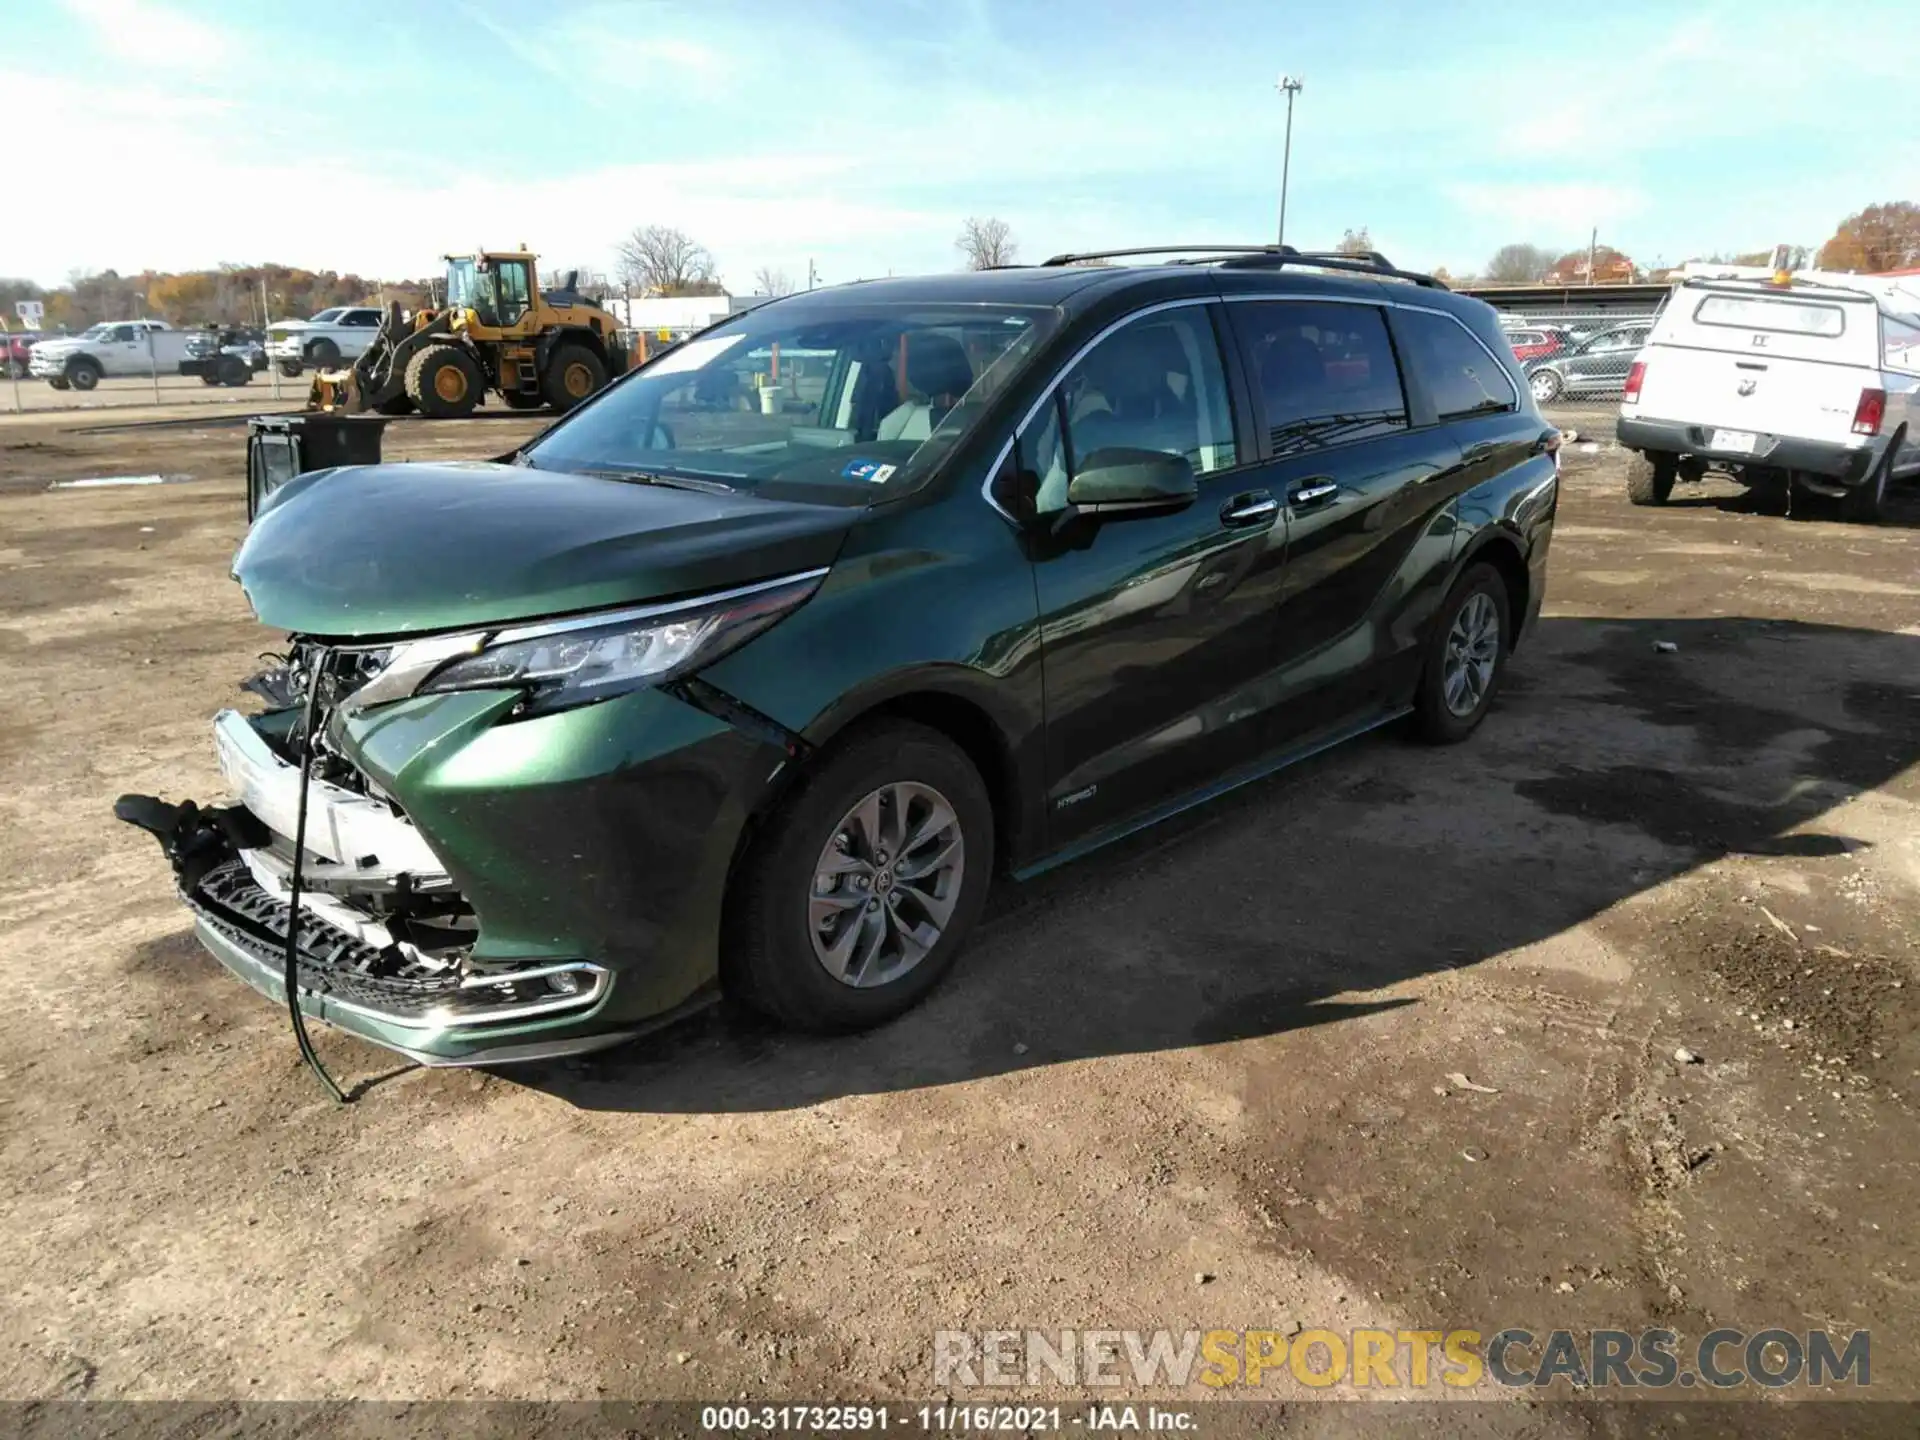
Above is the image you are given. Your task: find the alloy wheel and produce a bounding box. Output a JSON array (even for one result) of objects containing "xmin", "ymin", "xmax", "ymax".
[
  {"xmin": 1529, "ymin": 369, "xmax": 1561, "ymax": 403},
  {"xmin": 808, "ymin": 781, "xmax": 965, "ymax": 988},
  {"xmin": 1442, "ymin": 591, "xmax": 1501, "ymax": 717}
]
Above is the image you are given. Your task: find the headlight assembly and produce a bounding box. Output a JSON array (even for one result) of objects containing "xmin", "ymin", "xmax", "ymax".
[{"xmin": 342, "ymin": 568, "xmax": 826, "ymax": 718}]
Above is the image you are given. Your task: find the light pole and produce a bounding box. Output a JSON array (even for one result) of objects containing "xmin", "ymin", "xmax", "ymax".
[{"xmin": 1277, "ymin": 74, "xmax": 1304, "ymax": 248}]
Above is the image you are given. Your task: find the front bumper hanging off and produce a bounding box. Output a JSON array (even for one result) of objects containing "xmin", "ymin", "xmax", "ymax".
[{"xmin": 115, "ymin": 711, "xmax": 635, "ymax": 1067}]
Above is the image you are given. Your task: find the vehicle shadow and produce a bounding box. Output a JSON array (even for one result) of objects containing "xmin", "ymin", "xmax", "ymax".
[
  {"xmin": 1663, "ymin": 478, "xmax": 1920, "ymax": 530},
  {"xmin": 520, "ymin": 614, "xmax": 1918, "ymax": 1114}
]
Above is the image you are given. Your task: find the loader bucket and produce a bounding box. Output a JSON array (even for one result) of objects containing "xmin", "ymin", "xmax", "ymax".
[{"xmin": 306, "ymin": 368, "xmax": 362, "ymax": 413}]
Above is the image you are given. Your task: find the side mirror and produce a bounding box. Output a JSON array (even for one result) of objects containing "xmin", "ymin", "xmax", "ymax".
[{"xmin": 1064, "ymin": 448, "xmax": 1198, "ymax": 517}]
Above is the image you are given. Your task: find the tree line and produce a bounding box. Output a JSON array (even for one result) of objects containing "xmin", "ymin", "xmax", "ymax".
[
  {"xmin": 8, "ymin": 201, "xmax": 1908, "ymax": 332},
  {"xmin": 1468, "ymin": 201, "xmax": 1916, "ymax": 286}
]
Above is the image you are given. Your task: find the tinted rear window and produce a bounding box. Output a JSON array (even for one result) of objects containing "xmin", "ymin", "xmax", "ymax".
[
  {"xmin": 1694, "ymin": 294, "xmax": 1845, "ymax": 337},
  {"xmin": 1234, "ymin": 301, "xmax": 1408, "ymax": 454},
  {"xmin": 1397, "ymin": 309, "xmax": 1518, "ymax": 420}
]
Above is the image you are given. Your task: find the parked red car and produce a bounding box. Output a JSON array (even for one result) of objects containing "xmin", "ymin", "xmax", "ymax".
[
  {"xmin": 1505, "ymin": 326, "xmax": 1571, "ymax": 363},
  {"xmin": 2, "ymin": 331, "xmax": 38, "ymax": 378}
]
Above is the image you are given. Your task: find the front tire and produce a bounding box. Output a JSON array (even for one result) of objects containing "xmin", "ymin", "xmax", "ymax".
[
  {"xmin": 66, "ymin": 357, "xmax": 102, "ymax": 391},
  {"xmin": 1528, "ymin": 368, "xmax": 1563, "ymax": 404},
  {"xmin": 1414, "ymin": 564, "xmax": 1511, "ymax": 745},
  {"xmin": 724, "ymin": 720, "xmax": 995, "ymax": 1032},
  {"xmin": 307, "ymin": 338, "xmax": 340, "ymax": 367},
  {"xmin": 278, "ymin": 360, "xmax": 303, "ymax": 378},
  {"xmin": 405, "ymin": 343, "xmax": 483, "ymax": 418},
  {"xmin": 1626, "ymin": 452, "xmax": 1676, "ymax": 506},
  {"xmin": 218, "ymin": 355, "xmax": 250, "ymax": 386},
  {"xmin": 47, "ymin": 376, "xmax": 70, "ymax": 391}
]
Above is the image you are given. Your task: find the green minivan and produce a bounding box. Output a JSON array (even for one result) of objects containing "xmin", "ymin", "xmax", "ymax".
[{"xmin": 119, "ymin": 247, "xmax": 1558, "ymax": 1067}]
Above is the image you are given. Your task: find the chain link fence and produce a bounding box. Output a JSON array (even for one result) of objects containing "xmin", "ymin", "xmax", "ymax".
[{"xmin": 1490, "ymin": 305, "xmax": 1665, "ymax": 443}]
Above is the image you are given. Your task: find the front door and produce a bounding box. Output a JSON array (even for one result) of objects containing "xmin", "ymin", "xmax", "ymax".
[{"xmin": 1014, "ymin": 302, "xmax": 1289, "ymax": 850}]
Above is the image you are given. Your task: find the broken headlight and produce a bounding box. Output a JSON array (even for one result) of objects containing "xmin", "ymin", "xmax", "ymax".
[{"xmin": 394, "ymin": 570, "xmax": 825, "ymax": 716}]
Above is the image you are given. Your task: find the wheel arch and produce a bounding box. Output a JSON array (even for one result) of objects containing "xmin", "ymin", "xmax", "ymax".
[
  {"xmin": 1452, "ymin": 526, "xmax": 1532, "ymax": 652},
  {"xmin": 724, "ymin": 670, "xmax": 1036, "ymax": 897}
]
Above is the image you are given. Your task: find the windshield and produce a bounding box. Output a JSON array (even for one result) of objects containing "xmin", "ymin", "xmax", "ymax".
[
  {"xmin": 79, "ymin": 324, "xmax": 114, "ymax": 340},
  {"xmin": 445, "ymin": 259, "xmax": 476, "ymax": 309},
  {"xmin": 523, "ymin": 299, "xmax": 1058, "ymax": 499},
  {"xmin": 310, "ymin": 308, "xmax": 344, "ymax": 324}
]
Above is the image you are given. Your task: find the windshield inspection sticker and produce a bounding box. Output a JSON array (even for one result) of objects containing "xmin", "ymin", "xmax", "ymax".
[{"xmin": 841, "ymin": 460, "xmax": 897, "ymax": 484}]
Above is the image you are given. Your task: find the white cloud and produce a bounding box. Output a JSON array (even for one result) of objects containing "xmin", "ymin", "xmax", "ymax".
[
  {"xmin": 58, "ymin": 0, "xmax": 240, "ymax": 73},
  {"xmin": 1445, "ymin": 182, "xmax": 1649, "ymax": 239}
]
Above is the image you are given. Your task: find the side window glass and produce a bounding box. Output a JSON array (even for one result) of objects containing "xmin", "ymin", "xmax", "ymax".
[
  {"xmin": 1022, "ymin": 309, "xmax": 1237, "ymax": 516},
  {"xmin": 1066, "ymin": 310, "xmax": 1235, "ymax": 472},
  {"xmin": 1018, "ymin": 395, "xmax": 1070, "ymax": 516},
  {"xmin": 111, "ymin": 325, "xmax": 137, "ymax": 342},
  {"xmin": 1237, "ymin": 301, "xmax": 1407, "ymax": 455},
  {"xmin": 1885, "ymin": 316, "xmax": 1920, "ymax": 371},
  {"xmin": 1397, "ymin": 309, "xmax": 1518, "ymax": 420}
]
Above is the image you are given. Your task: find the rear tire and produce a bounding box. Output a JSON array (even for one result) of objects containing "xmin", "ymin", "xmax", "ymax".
[
  {"xmin": 501, "ymin": 391, "xmax": 546, "ymax": 410},
  {"xmin": 724, "ymin": 720, "xmax": 995, "ymax": 1032},
  {"xmin": 1414, "ymin": 563, "xmax": 1511, "ymax": 745},
  {"xmin": 278, "ymin": 360, "xmax": 303, "ymax": 378},
  {"xmin": 199, "ymin": 373, "xmax": 222, "ymax": 387},
  {"xmin": 47, "ymin": 377, "xmax": 70, "ymax": 391},
  {"xmin": 218, "ymin": 355, "xmax": 250, "ymax": 386},
  {"xmin": 1528, "ymin": 368, "xmax": 1563, "ymax": 404},
  {"xmin": 373, "ymin": 393, "xmax": 415, "ymax": 416},
  {"xmin": 405, "ymin": 343, "xmax": 483, "ymax": 418},
  {"xmin": 1626, "ymin": 452, "xmax": 1676, "ymax": 506},
  {"xmin": 542, "ymin": 342, "xmax": 606, "ymax": 412},
  {"xmin": 1840, "ymin": 434, "xmax": 1900, "ymax": 524}
]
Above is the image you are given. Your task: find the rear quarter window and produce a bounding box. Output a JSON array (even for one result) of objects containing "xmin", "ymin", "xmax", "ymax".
[
  {"xmin": 1397, "ymin": 308, "xmax": 1518, "ymax": 420},
  {"xmin": 1884, "ymin": 316, "xmax": 1920, "ymax": 372}
]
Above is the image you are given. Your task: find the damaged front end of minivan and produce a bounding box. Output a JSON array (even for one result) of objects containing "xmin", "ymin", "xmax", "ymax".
[{"xmin": 117, "ymin": 644, "xmax": 628, "ymax": 1067}]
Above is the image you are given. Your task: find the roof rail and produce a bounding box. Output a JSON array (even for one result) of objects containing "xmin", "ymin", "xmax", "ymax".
[{"xmin": 1038, "ymin": 244, "xmax": 1448, "ymax": 289}]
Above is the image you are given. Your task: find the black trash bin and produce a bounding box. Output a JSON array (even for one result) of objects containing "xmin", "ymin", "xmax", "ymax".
[{"xmin": 247, "ymin": 413, "xmax": 388, "ymax": 521}]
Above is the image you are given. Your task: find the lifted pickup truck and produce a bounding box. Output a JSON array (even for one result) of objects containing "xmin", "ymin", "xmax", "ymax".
[
  {"xmin": 28, "ymin": 321, "xmax": 191, "ymax": 391},
  {"xmin": 266, "ymin": 307, "xmax": 384, "ymax": 377}
]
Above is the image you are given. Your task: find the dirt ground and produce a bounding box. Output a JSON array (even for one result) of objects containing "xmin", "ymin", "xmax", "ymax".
[{"xmin": 2, "ymin": 402, "xmax": 1918, "ymax": 1430}]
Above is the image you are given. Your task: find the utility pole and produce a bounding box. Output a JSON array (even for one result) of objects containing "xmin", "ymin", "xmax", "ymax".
[
  {"xmin": 807, "ymin": 258, "xmax": 818, "ymax": 291},
  {"xmin": 1276, "ymin": 74, "xmax": 1304, "ymax": 248},
  {"xmin": 1588, "ymin": 226, "xmax": 1598, "ymax": 285}
]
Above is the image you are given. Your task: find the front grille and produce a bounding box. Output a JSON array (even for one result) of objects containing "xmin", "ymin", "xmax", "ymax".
[{"xmin": 187, "ymin": 859, "xmax": 583, "ymax": 1022}]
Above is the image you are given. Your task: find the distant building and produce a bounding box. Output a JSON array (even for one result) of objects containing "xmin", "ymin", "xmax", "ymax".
[{"xmin": 1544, "ymin": 252, "xmax": 1639, "ymax": 285}]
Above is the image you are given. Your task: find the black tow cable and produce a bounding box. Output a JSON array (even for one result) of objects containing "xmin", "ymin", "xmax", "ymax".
[{"xmin": 287, "ymin": 648, "xmax": 350, "ymax": 1104}]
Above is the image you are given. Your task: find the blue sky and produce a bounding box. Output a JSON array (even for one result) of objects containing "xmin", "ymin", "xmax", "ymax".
[{"xmin": 3, "ymin": 0, "xmax": 1913, "ymax": 290}]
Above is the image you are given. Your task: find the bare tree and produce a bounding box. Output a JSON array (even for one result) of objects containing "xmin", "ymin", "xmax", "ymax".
[
  {"xmin": 752, "ymin": 266, "xmax": 795, "ymax": 297},
  {"xmin": 956, "ymin": 216, "xmax": 1018, "ymax": 270},
  {"xmin": 1335, "ymin": 227, "xmax": 1375, "ymax": 255},
  {"xmin": 1484, "ymin": 243, "xmax": 1555, "ymax": 284},
  {"xmin": 616, "ymin": 225, "xmax": 721, "ymax": 295}
]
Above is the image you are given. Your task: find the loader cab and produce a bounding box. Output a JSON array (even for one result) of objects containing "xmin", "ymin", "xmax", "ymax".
[{"xmin": 444, "ymin": 252, "xmax": 538, "ymax": 336}]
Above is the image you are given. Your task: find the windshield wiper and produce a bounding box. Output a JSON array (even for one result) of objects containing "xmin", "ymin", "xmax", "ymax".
[{"xmin": 578, "ymin": 467, "xmax": 735, "ymax": 494}]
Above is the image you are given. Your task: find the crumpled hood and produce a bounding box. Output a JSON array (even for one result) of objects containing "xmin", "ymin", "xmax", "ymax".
[{"xmin": 233, "ymin": 461, "xmax": 857, "ymax": 639}]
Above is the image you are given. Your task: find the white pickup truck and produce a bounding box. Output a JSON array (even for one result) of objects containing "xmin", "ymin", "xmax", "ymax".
[
  {"xmin": 265, "ymin": 306, "xmax": 385, "ymax": 377},
  {"xmin": 28, "ymin": 321, "xmax": 191, "ymax": 391}
]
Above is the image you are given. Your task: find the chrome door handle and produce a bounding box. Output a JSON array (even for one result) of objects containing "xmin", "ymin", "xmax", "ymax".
[
  {"xmin": 1220, "ymin": 492, "xmax": 1280, "ymax": 526},
  {"xmin": 1289, "ymin": 480, "xmax": 1339, "ymax": 505}
]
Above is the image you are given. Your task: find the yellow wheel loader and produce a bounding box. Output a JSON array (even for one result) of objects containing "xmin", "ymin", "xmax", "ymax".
[{"xmin": 309, "ymin": 250, "xmax": 630, "ymax": 418}]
